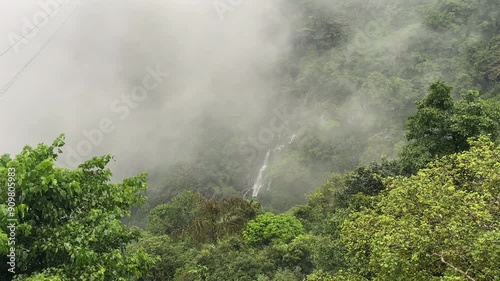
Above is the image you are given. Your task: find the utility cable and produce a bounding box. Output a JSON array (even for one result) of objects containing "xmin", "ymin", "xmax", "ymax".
[
  {"xmin": 0, "ymin": 2, "xmax": 82, "ymax": 98},
  {"xmin": 0, "ymin": 1, "xmax": 66, "ymax": 57}
]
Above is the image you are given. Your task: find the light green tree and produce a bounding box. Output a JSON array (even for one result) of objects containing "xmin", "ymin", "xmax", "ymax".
[
  {"xmin": 343, "ymin": 136, "xmax": 500, "ymax": 280},
  {"xmin": 243, "ymin": 213, "xmax": 305, "ymax": 246},
  {"xmin": 0, "ymin": 135, "xmax": 155, "ymax": 281}
]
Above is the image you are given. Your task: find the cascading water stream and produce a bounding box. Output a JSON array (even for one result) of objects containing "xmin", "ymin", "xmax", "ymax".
[
  {"xmin": 251, "ymin": 149, "xmax": 271, "ymax": 197},
  {"xmin": 248, "ymin": 134, "xmax": 296, "ymax": 198}
]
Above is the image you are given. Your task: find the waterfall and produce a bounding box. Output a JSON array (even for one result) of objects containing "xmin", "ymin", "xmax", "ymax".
[
  {"xmin": 251, "ymin": 149, "xmax": 271, "ymax": 197},
  {"xmin": 248, "ymin": 134, "xmax": 296, "ymax": 198}
]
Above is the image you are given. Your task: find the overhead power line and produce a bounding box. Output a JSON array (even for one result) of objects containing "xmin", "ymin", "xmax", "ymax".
[
  {"xmin": 0, "ymin": 2, "xmax": 82, "ymax": 98},
  {"xmin": 0, "ymin": 1, "xmax": 66, "ymax": 57}
]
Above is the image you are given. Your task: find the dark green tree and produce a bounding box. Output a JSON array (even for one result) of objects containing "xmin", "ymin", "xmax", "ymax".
[
  {"xmin": 148, "ymin": 191, "xmax": 260, "ymax": 244},
  {"xmin": 401, "ymin": 81, "xmax": 500, "ymax": 173}
]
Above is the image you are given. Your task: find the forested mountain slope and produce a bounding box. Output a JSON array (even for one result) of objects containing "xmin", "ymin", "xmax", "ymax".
[
  {"xmin": 146, "ymin": 0, "xmax": 500, "ymax": 213},
  {"xmin": 1, "ymin": 0, "xmax": 499, "ymax": 280}
]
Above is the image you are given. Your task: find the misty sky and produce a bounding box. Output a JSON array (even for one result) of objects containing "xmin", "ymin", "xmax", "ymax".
[
  {"xmin": 0, "ymin": 0, "xmax": 426, "ymax": 187},
  {"xmin": 0, "ymin": 0, "xmax": 292, "ymax": 180}
]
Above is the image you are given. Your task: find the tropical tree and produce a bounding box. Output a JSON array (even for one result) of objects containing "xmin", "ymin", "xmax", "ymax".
[
  {"xmin": 401, "ymin": 81, "xmax": 500, "ymax": 173},
  {"xmin": 342, "ymin": 136, "xmax": 500, "ymax": 280},
  {"xmin": 0, "ymin": 135, "xmax": 155, "ymax": 280},
  {"xmin": 243, "ymin": 213, "xmax": 305, "ymax": 247},
  {"xmin": 148, "ymin": 191, "xmax": 261, "ymax": 244},
  {"xmin": 127, "ymin": 233, "xmax": 194, "ymax": 281}
]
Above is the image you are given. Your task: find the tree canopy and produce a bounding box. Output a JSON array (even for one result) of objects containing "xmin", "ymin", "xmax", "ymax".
[{"xmin": 0, "ymin": 135, "xmax": 155, "ymax": 281}]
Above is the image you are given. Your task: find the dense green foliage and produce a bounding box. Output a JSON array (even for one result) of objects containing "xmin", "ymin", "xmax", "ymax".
[
  {"xmin": 0, "ymin": 136, "xmax": 155, "ymax": 280},
  {"xmin": 148, "ymin": 191, "xmax": 260, "ymax": 244},
  {"xmin": 401, "ymin": 82, "xmax": 500, "ymax": 173},
  {"xmin": 242, "ymin": 213, "xmax": 305, "ymax": 246},
  {"xmin": 2, "ymin": 0, "xmax": 500, "ymax": 280},
  {"xmin": 343, "ymin": 137, "xmax": 500, "ymax": 280}
]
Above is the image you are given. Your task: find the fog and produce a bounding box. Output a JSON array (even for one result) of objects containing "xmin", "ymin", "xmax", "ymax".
[
  {"xmin": 1, "ymin": 0, "xmax": 440, "ymax": 196},
  {"xmin": 0, "ymin": 0, "xmax": 293, "ymax": 181}
]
